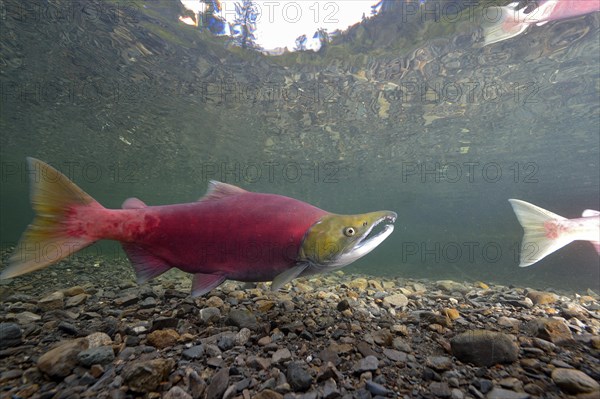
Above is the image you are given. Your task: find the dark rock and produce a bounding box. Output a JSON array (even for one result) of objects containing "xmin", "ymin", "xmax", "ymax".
[
  {"xmin": 356, "ymin": 342, "xmax": 378, "ymax": 358},
  {"xmin": 206, "ymin": 368, "xmax": 230, "ymax": 399},
  {"xmin": 248, "ymin": 356, "xmax": 271, "ymax": 370},
  {"xmin": 150, "ymin": 317, "xmax": 179, "ymax": 331},
  {"xmin": 383, "ymin": 348, "xmax": 407, "ymax": 363},
  {"xmin": 353, "ymin": 355, "xmax": 379, "ymax": 374},
  {"xmin": 366, "ymin": 380, "xmax": 393, "ymax": 396},
  {"xmin": 450, "ymin": 330, "xmax": 518, "ymax": 367},
  {"xmin": 57, "ymin": 321, "xmax": 80, "ymax": 336},
  {"xmin": 226, "ymin": 308, "xmax": 259, "ymax": 330},
  {"xmin": 336, "ymin": 299, "xmax": 350, "ymax": 311},
  {"xmin": 78, "ymin": 345, "xmax": 115, "ymax": 367},
  {"xmin": 0, "ymin": 323, "xmax": 22, "ymax": 349},
  {"xmin": 475, "ymin": 379, "xmax": 493, "ymax": 394},
  {"xmin": 37, "ymin": 338, "xmax": 89, "ymax": 379},
  {"xmin": 321, "ymin": 378, "xmax": 340, "ymax": 399},
  {"xmin": 218, "ymin": 333, "xmax": 236, "ymax": 351},
  {"xmin": 316, "ymin": 362, "xmax": 343, "ymax": 383},
  {"xmin": 182, "ymin": 345, "xmax": 205, "ymax": 360},
  {"xmin": 139, "ymin": 296, "xmax": 158, "ymax": 309},
  {"xmin": 164, "ymin": 289, "xmax": 187, "ymax": 298},
  {"xmin": 287, "ymin": 362, "xmax": 312, "ymax": 392},
  {"xmin": 122, "ymin": 358, "xmax": 176, "ymax": 392}
]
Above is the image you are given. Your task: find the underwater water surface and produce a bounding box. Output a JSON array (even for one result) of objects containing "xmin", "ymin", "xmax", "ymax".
[{"xmin": 0, "ymin": 0, "xmax": 599, "ymax": 292}]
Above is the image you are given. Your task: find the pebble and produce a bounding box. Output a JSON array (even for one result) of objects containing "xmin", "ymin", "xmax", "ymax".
[
  {"xmin": 37, "ymin": 291, "xmax": 64, "ymax": 311},
  {"xmin": 206, "ymin": 367, "xmax": 230, "ymax": 399},
  {"xmin": 436, "ymin": 280, "xmax": 469, "ymax": 294},
  {"xmin": 527, "ymin": 317, "xmax": 574, "ymax": 345},
  {"xmin": 37, "ymin": 338, "xmax": 89, "ymax": 379},
  {"xmin": 382, "ymin": 293, "xmax": 408, "ymax": 308},
  {"xmin": 272, "ymin": 347, "xmax": 292, "ymax": 363},
  {"xmin": 526, "ymin": 290, "xmax": 557, "ymax": 305},
  {"xmin": 451, "ymin": 330, "xmax": 518, "ymax": 366},
  {"xmin": 13, "ymin": 311, "xmax": 41, "ymax": 323},
  {"xmin": 0, "ymin": 323, "xmax": 22, "ymax": 348},
  {"xmin": 551, "ymin": 368, "xmax": 600, "ymax": 394},
  {"xmin": 122, "ymin": 358, "xmax": 176, "ymax": 392},
  {"xmin": 65, "ymin": 293, "xmax": 88, "ymax": 307},
  {"xmin": 1, "ymin": 253, "xmax": 599, "ymax": 399},
  {"xmin": 485, "ymin": 387, "xmax": 530, "ymax": 399},
  {"xmin": 429, "ymin": 381, "xmax": 451, "ymax": 397},
  {"xmin": 287, "ymin": 362, "xmax": 313, "ymax": 392},
  {"xmin": 147, "ymin": 329, "xmax": 180, "ymax": 348},
  {"xmin": 77, "ymin": 345, "xmax": 115, "ymax": 367},
  {"xmin": 226, "ymin": 308, "xmax": 259, "ymax": 330},
  {"xmin": 347, "ymin": 278, "xmax": 368, "ymax": 290},
  {"xmin": 164, "ymin": 386, "xmax": 193, "ymax": 399},
  {"xmin": 182, "ymin": 344, "xmax": 205, "ymax": 360},
  {"xmin": 426, "ymin": 356, "xmax": 453, "ymax": 371},
  {"xmin": 353, "ymin": 355, "xmax": 379, "ymax": 374}
]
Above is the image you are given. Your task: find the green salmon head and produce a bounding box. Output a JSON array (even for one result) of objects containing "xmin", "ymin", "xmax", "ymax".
[{"xmin": 298, "ymin": 210, "xmax": 397, "ymax": 271}]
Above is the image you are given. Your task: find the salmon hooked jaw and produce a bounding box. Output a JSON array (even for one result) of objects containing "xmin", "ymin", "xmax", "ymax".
[{"xmin": 354, "ymin": 213, "xmax": 396, "ymax": 251}]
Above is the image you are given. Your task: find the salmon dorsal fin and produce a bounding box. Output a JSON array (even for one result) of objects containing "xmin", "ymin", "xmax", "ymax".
[
  {"xmin": 122, "ymin": 197, "xmax": 147, "ymax": 209},
  {"xmin": 200, "ymin": 180, "xmax": 247, "ymax": 201}
]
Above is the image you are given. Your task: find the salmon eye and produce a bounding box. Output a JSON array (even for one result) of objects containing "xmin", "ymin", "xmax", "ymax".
[{"xmin": 344, "ymin": 227, "xmax": 356, "ymax": 237}]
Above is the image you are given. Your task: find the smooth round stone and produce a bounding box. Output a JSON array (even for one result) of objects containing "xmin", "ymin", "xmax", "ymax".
[
  {"xmin": 450, "ymin": 330, "xmax": 518, "ymax": 367},
  {"xmin": 0, "ymin": 323, "xmax": 22, "ymax": 349},
  {"xmin": 551, "ymin": 368, "xmax": 600, "ymax": 394}
]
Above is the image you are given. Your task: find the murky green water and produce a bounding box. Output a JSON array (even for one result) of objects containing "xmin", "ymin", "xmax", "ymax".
[{"xmin": 1, "ymin": 0, "xmax": 598, "ymax": 291}]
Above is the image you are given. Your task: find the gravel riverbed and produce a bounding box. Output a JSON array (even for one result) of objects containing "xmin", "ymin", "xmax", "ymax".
[{"xmin": 0, "ymin": 252, "xmax": 599, "ymax": 399}]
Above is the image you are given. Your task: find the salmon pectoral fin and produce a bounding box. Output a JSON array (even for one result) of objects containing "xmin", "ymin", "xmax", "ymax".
[
  {"xmin": 191, "ymin": 273, "xmax": 226, "ymax": 297},
  {"xmin": 271, "ymin": 264, "xmax": 309, "ymax": 292},
  {"xmin": 121, "ymin": 243, "xmax": 172, "ymax": 284}
]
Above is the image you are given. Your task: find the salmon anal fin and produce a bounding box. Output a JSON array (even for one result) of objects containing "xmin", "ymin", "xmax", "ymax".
[
  {"xmin": 582, "ymin": 210, "xmax": 600, "ymax": 217},
  {"xmin": 121, "ymin": 243, "xmax": 172, "ymax": 283},
  {"xmin": 122, "ymin": 198, "xmax": 147, "ymax": 209},
  {"xmin": 191, "ymin": 273, "xmax": 226, "ymax": 297}
]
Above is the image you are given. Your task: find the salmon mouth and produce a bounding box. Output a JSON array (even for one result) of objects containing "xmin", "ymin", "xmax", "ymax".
[{"xmin": 356, "ymin": 213, "xmax": 397, "ymax": 250}]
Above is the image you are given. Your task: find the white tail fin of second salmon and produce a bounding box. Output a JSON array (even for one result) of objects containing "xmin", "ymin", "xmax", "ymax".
[
  {"xmin": 482, "ymin": 1, "xmax": 559, "ymax": 46},
  {"xmin": 0, "ymin": 158, "xmax": 102, "ymax": 279},
  {"xmin": 508, "ymin": 199, "xmax": 574, "ymax": 267}
]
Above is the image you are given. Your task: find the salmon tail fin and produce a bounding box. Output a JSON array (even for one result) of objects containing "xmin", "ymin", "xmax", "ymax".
[
  {"xmin": 482, "ymin": 5, "xmax": 530, "ymax": 46},
  {"xmin": 1, "ymin": 157, "xmax": 102, "ymax": 279},
  {"xmin": 508, "ymin": 199, "xmax": 573, "ymax": 267}
]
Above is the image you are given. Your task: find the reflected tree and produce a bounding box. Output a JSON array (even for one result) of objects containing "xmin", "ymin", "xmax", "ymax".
[
  {"xmin": 230, "ymin": 0, "xmax": 260, "ymax": 49},
  {"xmin": 294, "ymin": 34, "xmax": 308, "ymax": 51}
]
